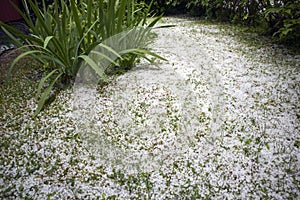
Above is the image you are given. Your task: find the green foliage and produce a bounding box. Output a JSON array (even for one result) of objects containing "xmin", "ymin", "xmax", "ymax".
[
  {"xmin": 187, "ymin": 0, "xmax": 300, "ymax": 44},
  {"xmin": 143, "ymin": 0, "xmax": 300, "ymax": 46},
  {"xmin": 1, "ymin": 0, "xmax": 164, "ymax": 117},
  {"xmin": 265, "ymin": 1, "xmax": 300, "ymax": 43},
  {"xmin": 138, "ymin": 0, "xmax": 188, "ymax": 15}
]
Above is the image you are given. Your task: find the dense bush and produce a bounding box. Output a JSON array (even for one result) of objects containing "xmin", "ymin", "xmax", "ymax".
[
  {"xmin": 138, "ymin": 0, "xmax": 188, "ymax": 15},
  {"xmin": 264, "ymin": 1, "xmax": 300, "ymax": 43},
  {"xmin": 188, "ymin": 0, "xmax": 300, "ymax": 44},
  {"xmin": 143, "ymin": 0, "xmax": 300, "ymax": 46}
]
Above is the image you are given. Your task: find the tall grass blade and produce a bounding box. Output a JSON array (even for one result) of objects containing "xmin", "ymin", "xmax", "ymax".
[
  {"xmin": 70, "ymin": 0, "xmax": 83, "ymax": 39},
  {"xmin": 79, "ymin": 55, "xmax": 108, "ymax": 81},
  {"xmin": 7, "ymin": 50, "xmax": 43, "ymax": 81},
  {"xmin": 87, "ymin": 0, "xmax": 93, "ymax": 43},
  {"xmin": 116, "ymin": 0, "xmax": 127, "ymax": 32},
  {"xmin": 0, "ymin": 25, "xmax": 24, "ymax": 47},
  {"xmin": 33, "ymin": 72, "xmax": 63, "ymax": 117},
  {"xmin": 43, "ymin": 36, "xmax": 54, "ymax": 49}
]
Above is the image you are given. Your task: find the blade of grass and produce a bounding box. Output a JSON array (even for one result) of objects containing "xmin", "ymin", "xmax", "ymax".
[
  {"xmin": 7, "ymin": 50, "xmax": 44, "ymax": 81},
  {"xmin": 120, "ymin": 48, "xmax": 167, "ymax": 61},
  {"xmin": 90, "ymin": 51, "xmax": 120, "ymax": 66},
  {"xmin": 0, "ymin": 25, "xmax": 24, "ymax": 47},
  {"xmin": 97, "ymin": 43, "xmax": 122, "ymax": 60},
  {"xmin": 116, "ymin": 0, "xmax": 127, "ymax": 32},
  {"xmin": 36, "ymin": 69, "xmax": 59, "ymax": 98},
  {"xmin": 43, "ymin": 36, "xmax": 54, "ymax": 49},
  {"xmin": 33, "ymin": 71, "xmax": 63, "ymax": 117},
  {"xmin": 79, "ymin": 55, "xmax": 108, "ymax": 81},
  {"xmin": 141, "ymin": 0, "xmax": 154, "ymax": 26},
  {"xmin": 26, "ymin": 0, "xmax": 52, "ymax": 36},
  {"xmin": 87, "ymin": 0, "xmax": 92, "ymax": 43},
  {"xmin": 70, "ymin": 0, "xmax": 83, "ymax": 39}
]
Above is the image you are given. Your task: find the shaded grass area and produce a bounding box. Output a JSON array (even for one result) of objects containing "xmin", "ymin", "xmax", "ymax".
[{"xmin": 185, "ymin": 16, "xmax": 300, "ymax": 55}]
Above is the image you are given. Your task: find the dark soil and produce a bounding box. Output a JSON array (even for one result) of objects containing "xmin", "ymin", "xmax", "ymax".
[
  {"xmin": 0, "ymin": 19, "xmax": 30, "ymax": 83},
  {"xmin": 0, "ymin": 50, "xmax": 20, "ymax": 83}
]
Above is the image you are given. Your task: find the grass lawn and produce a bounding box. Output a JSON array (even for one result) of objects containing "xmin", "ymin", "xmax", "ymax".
[{"xmin": 0, "ymin": 17, "xmax": 299, "ymax": 199}]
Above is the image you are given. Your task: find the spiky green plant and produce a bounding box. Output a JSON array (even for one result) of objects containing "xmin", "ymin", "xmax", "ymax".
[{"xmin": 1, "ymin": 0, "xmax": 165, "ymax": 117}]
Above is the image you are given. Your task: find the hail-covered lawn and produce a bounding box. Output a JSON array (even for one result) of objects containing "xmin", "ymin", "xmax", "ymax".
[{"xmin": 1, "ymin": 17, "xmax": 299, "ymax": 199}]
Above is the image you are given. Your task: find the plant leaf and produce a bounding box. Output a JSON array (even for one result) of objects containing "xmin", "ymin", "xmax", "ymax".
[
  {"xmin": 120, "ymin": 48, "xmax": 167, "ymax": 61},
  {"xmin": 7, "ymin": 50, "xmax": 43, "ymax": 81},
  {"xmin": 44, "ymin": 36, "xmax": 54, "ymax": 49},
  {"xmin": 33, "ymin": 72, "xmax": 63, "ymax": 117},
  {"xmin": 36, "ymin": 69, "xmax": 58, "ymax": 98},
  {"xmin": 79, "ymin": 55, "xmax": 108, "ymax": 81}
]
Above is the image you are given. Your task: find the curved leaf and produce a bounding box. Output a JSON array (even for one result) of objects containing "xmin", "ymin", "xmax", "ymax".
[
  {"xmin": 44, "ymin": 36, "xmax": 54, "ymax": 49},
  {"xmin": 7, "ymin": 50, "xmax": 44, "ymax": 81},
  {"xmin": 79, "ymin": 55, "xmax": 108, "ymax": 81},
  {"xmin": 33, "ymin": 72, "xmax": 63, "ymax": 117}
]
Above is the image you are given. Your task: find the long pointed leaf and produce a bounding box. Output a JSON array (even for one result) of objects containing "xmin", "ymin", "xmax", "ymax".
[
  {"xmin": 43, "ymin": 36, "xmax": 54, "ymax": 49},
  {"xmin": 120, "ymin": 49, "xmax": 167, "ymax": 61},
  {"xmin": 90, "ymin": 51, "xmax": 120, "ymax": 66},
  {"xmin": 0, "ymin": 24, "xmax": 26, "ymax": 47},
  {"xmin": 97, "ymin": 43, "xmax": 122, "ymax": 59},
  {"xmin": 33, "ymin": 72, "xmax": 63, "ymax": 117},
  {"xmin": 7, "ymin": 50, "xmax": 43, "ymax": 81},
  {"xmin": 70, "ymin": 0, "xmax": 83, "ymax": 39},
  {"xmin": 79, "ymin": 55, "xmax": 108, "ymax": 81},
  {"xmin": 36, "ymin": 69, "xmax": 58, "ymax": 98}
]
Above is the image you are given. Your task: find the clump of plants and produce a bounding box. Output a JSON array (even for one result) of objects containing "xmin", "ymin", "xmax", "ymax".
[{"xmin": 1, "ymin": 0, "xmax": 164, "ymax": 116}]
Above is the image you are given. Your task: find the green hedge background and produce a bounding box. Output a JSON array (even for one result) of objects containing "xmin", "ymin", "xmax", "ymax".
[{"xmin": 140, "ymin": 0, "xmax": 300, "ymax": 47}]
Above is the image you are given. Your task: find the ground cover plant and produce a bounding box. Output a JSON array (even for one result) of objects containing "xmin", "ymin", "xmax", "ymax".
[
  {"xmin": 0, "ymin": 0, "xmax": 163, "ymax": 116},
  {"xmin": 0, "ymin": 17, "xmax": 299, "ymax": 199}
]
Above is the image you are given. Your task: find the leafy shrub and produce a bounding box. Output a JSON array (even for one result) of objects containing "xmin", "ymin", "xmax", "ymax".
[
  {"xmin": 178, "ymin": 0, "xmax": 300, "ymax": 45},
  {"xmin": 138, "ymin": 0, "xmax": 188, "ymax": 15},
  {"xmin": 1, "ymin": 0, "xmax": 164, "ymax": 116},
  {"xmin": 265, "ymin": 1, "xmax": 300, "ymax": 44}
]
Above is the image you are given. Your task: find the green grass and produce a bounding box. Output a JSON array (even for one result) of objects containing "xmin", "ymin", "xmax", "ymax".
[{"xmin": 1, "ymin": 16, "xmax": 299, "ymax": 199}]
